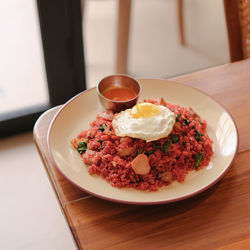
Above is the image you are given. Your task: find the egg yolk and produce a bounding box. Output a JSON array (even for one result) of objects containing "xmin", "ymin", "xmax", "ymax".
[{"xmin": 130, "ymin": 103, "xmax": 160, "ymax": 118}]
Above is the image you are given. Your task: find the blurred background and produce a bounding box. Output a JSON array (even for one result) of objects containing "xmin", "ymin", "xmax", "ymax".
[
  {"xmin": 0, "ymin": 0, "xmax": 229, "ymax": 115},
  {"xmin": 0, "ymin": 0, "xmax": 229, "ymax": 249},
  {"xmin": 85, "ymin": 0, "xmax": 229, "ymax": 87}
]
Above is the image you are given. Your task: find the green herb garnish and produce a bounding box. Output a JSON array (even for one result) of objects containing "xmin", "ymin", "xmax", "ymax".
[
  {"xmin": 98, "ymin": 124, "xmax": 107, "ymax": 132},
  {"xmin": 145, "ymin": 149, "xmax": 155, "ymax": 157},
  {"xmin": 98, "ymin": 139, "xmax": 103, "ymax": 149},
  {"xmin": 163, "ymin": 140, "xmax": 171, "ymax": 153},
  {"xmin": 175, "ymin": 114, "xmax": 181, "ymax": 122},
  {"xmin": 77, "ymin": 141, "xmax": 87, "ymax": 154},
  {"xmin": 137, "ymin": 148, "xmax": 143, "ymax": 155},
  {"xmin": 194, "ymin": 152, "xmax": 203, "ymax": 169},
  {"xmin": 183, "ymin": 119, "xmax": 191, "ymax": 126},
  {"xmin": 155, "ymin": 143, "xmax": 161, "ymax": 150},
  {"xmin": 170, "ymin": 134, "xmax": 180, "ymax": 144},
  {"xmin": 194, "ymin": 130, "xmax": 203, "ymax": 141}
]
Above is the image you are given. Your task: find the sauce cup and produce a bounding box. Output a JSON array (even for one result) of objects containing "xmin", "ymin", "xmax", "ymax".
[{"xmin": 97, "ymin": 74, "xmax": 141, "ymax": 113}]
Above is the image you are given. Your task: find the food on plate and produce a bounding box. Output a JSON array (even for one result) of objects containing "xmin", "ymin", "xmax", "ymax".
[
  {"xmin": 112, "ymin": 102, "xmax": 176, "ymax": 142},
  {"xmin": 131, "ymin": 153, "xmax": 150, "ymax": 175},
  {"xmin": 71, "ymin": 98, "xmax": 213, "ymax": 191}
]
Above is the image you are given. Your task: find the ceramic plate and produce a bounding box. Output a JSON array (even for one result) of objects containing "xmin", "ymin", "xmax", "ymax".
[{"xmin": 47, "ymin": 79, "xmax": 239, "ymax": 205}]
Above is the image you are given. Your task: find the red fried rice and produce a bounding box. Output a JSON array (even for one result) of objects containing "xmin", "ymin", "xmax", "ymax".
[{"xmin": 71, "ymin": 98, "xmax": 213, "ymax": 191}]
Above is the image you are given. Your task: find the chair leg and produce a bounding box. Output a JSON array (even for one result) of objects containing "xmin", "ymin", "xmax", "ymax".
[
  {"xmin": 81, "ymin": 0, "xmax": 85, "ymax": 18},
  {"xmin": 116, "ymin": 0, "xmax": 131, "ymax": 74},
  {"xmin": 177, "ymin": 0, "xmax": 185, "ymax": 46}
]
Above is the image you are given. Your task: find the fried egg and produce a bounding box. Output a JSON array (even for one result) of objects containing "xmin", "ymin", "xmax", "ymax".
[{"xmin": 112, "ymin": 102, "xmax": 176, "ymax": 142}]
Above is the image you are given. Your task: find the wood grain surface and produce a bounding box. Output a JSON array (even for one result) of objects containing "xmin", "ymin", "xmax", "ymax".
[{"xmin": 34, "ymin": 59, "xmax": 250, "ymax": 250}]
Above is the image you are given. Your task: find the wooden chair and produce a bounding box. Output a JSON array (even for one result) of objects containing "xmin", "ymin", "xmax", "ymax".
[
  {"xmin": 116, "ymin": 0, "xmax": 185, "ymax": 73},
  {"xmin": 82, "ymin": 0, "xmax": 185, "ymax": 74},
  {"xmin": 224, "ymin": 0, "xmax": 250, "ymax": 61}
]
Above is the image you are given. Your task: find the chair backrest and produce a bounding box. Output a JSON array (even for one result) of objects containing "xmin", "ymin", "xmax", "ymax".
[{"xmin": 224, "ymin": 0, "xmax": 250, "ymax": 61}]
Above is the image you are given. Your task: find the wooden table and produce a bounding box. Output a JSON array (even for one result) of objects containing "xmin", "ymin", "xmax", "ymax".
[{"xmin": 34, "ymin": 59, "xmax": 250, "ymax": 250}]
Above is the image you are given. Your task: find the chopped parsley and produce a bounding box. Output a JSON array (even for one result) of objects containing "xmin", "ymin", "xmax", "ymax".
[
  {"xmin": 98, "ymin": 139, "xmax": 103, "ymax": 149},
  {"xmin": 98, "ymin": 124, "xmax": 107, "ymax": 132},
  {"xmin": 194, "ymin": 152, "xmax": 203, "ymax": 169},
  {"xmin": 155, "ymin": 143, "xmax": 161, "ymax": 150},
  {"xmin": 77, "ymin": 141, "xmax": 87, "ymax": 154},
  {"xmin": 194, "ymin": 130, "xmax": 203, "ymax": 141},
  {"xmin": 170, "ymin": 134, "xmax": 180, "ymax": 144},
  {"xmin": 183, "ymin": 119, "xmax": 191, "ymax": 126},
  {"xmin": 175, "ymin": 114, "xmax": 181, "ymax": 122},
  {"xmin": 163, "ymin": 140, "xmax": 171, "ymax": 153},
  {"xmin": 145, "ymin": 149, "xmax": 155, "ymax": 157},
  {"xmin": 137, "ymin": 148, "xmax": 143, "ymax": 155}
]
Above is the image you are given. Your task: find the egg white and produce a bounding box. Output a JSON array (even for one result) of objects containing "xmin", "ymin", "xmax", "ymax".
[{"xmin": 112, "ymin": 104, "xmax": 176, "ymax": 142}]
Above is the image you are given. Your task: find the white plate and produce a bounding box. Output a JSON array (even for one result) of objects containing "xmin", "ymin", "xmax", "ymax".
[{"xmin": 47, "ymin": 79, "xmax": 239, "ymax": 205}]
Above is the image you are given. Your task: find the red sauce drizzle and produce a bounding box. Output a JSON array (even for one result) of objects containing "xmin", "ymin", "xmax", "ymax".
[{"xmin": 102, "ymin": 87, "xmax": 137, "ymax": 101}]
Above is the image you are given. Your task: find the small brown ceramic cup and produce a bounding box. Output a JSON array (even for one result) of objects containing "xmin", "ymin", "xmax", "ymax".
[{"xmin": 97, "ymin": 74, "xmax": 141, "ymax": 113}]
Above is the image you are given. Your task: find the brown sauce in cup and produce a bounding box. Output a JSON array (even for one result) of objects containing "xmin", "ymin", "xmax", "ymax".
[{"xmin": 102, "ymin": 86, "xmax": 137, "ymax": 101}]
